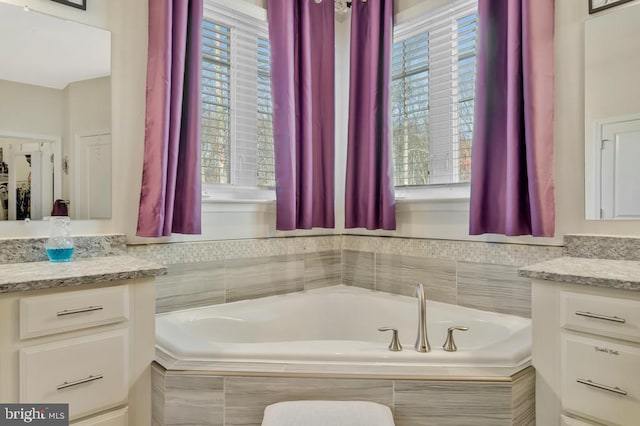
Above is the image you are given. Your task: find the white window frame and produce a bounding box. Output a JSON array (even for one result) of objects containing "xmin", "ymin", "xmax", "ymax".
[
  {"xmin": 202, "ymin": 0, "xmax": 275, "ymax": 203},
  {"xmin": 392, "ymin": 0, "xmax": 477, "ymax": 203}
]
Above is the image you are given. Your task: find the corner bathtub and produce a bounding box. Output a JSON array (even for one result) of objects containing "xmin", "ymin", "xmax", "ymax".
[{"xmin": 155, "ymin": 285, "xmax": 531, "ymax": 378}]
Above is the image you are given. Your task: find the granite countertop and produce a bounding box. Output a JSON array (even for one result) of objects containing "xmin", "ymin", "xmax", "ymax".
[
  {"xmin": 0, "ymin": 256, "xmax": 167, "ymax": 294},
  {"xmin": 519, "ymin": 257, "xmax": 640, "ymax": 291}
]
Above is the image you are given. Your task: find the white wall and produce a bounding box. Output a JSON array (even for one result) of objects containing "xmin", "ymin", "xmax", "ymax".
[
  {"xmin": 0, "ymin": 80, "xmax": 64, "ymax": 137},
  {"xmin": 2, "ymin": 0, "xmax": 638, "ymax": 243}
]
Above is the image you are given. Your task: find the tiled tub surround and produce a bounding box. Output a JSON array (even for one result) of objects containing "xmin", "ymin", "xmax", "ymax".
[
  {"xmin": 143, "ymin": 250, "xmax": 341, "ymax": 314},
  {"xmin": 141, "ymin": 235, "xmax": 559, "ymax": 426},
  {"xmin": 342, "ymin": 236, "xmax": 562, "ymax": 318},
  {"xmin": 0, "ymin": 234, "xmax": 127, "ymax": 264},
  {"xmin": 131, "ymin": 235, "xmax": 562, "ymax": 316},
  {"xmin": 152, "ymin": 364, "xmax": 535, "ymax": 426},
  {"xmin": 128, "ymin": 236, "xmax": 341, "ymax": 313}
]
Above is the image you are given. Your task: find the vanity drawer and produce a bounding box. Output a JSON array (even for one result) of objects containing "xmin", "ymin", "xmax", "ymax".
[
  {"xmin": 560, "ymin": 290, "xmax": 640, "ymax": 343},
  {"xmin": 20, "ymin": 330, "xmax": 129, "ymax": 421},
  {"xmin": 561, "ymin": 333, "xmax": 640, "ymax": 426},
  {"xmin": 561, "ymin": 415, "xmax": 600, "ymax": 426},
  {"xmin": 71, "ymin": 407, "xmax": 128, "ymax": 426},
  {"xmin": 20, "ymin": 285, "xmax": 129, "ymax": 339}
]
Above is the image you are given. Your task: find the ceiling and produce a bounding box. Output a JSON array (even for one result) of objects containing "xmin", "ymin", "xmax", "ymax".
[{"xmin": 0, "ymin": 2, "xmax": 110, "ymax": 90}]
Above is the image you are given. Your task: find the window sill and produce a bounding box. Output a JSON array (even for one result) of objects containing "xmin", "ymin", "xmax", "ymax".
[
  {"xmin": 202, "ymin": 186, "xmax": 275, "ymax": 213},
  {"xmin": 395, "ymin": 184, "xmax": 470, "ymax": 212},
  {"xmin": 202, "ymin": 198, "xmax": 275, "ymax": 213}
]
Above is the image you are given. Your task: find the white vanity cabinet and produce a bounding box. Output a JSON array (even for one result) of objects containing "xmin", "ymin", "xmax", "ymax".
[
  {"xmin": 0, "ymin": 257, "xmax": 161, "ymax": 426},
  {"xmin": 532, "ymin": 280, "xmax": 640, "ymax": 426}
]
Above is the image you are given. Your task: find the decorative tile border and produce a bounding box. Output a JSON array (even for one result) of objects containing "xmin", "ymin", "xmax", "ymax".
[
  {"xmin": 342, "ymin": 235, "xmax": 563, "ymax": 267},
  {"xmin": 0, "ymin": 234, "xmax": 126, "ymax": 264},
  {"xmin": 130, "ymin": 234, "xmax": 560, "ymax": 269},
  {"xmin": 565, "ymin": 234, "xmax": 640, "ymax": 261},
  {"xmin": 6, "ymin": 233, "xmax": 633, "ymax": 267},
  {"xmin": 127, "ymin": 235, "xmax": 342, "ymax": 265}
]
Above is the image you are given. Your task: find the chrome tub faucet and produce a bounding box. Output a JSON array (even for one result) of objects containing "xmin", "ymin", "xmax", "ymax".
[{"xmin": 414, "ymin": 282, "xmax": 431, "ymax": 353}]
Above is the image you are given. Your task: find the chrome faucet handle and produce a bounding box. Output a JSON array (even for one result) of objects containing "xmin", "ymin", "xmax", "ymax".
[
  {"xmin": 442, "ymin": 326, "xmax": 469, "ymax": 352},
  {"xmin": 378, "ymin": 327, "xmax": 403, "ymax": 352}
]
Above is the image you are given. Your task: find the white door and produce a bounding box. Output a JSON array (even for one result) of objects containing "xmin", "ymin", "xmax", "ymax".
[
  {"xmin": 76, "ymin": 133, "xmax": 111, "ymax": 220},
  {"xmin": 601, "ymin": 119, "xmax": 640, "ymax": 219}
]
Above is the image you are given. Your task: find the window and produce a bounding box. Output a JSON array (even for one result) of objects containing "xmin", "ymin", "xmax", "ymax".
[
  {"xmin": 201, "ymin": 1, "xmax": 274, "ymax": 192},
  {"xmin": 392, "ymin": 0, "xmax": 478, "ymax": 188}
]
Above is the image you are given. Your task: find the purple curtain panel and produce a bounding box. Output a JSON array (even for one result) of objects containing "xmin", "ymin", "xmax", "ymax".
[
  {"xmin": 469, "ymin": 0, "xmax": 555, "ymax": 237},
  {"xmin": 345, "ymin": 0, "xmax": 396, "ymax": 231},
  {"xmin": 267, "ymin": 0, "xmax": 336, "ymax": 230},
  {"xmin": 137, "ymin": 0, "xmax": 203, "ymax": 237}
]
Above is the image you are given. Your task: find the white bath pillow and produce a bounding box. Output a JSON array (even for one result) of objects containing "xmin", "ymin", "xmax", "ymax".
[{"xmin": 261, "ymin": 400, "xmax": 396, "ymax": 426}]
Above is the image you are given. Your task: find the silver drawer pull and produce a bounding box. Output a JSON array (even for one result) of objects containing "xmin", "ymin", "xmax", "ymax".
[
  {"xmin": 57, "ymin": 374, "xmax": 104, "ymax": 390},
  {"xmin": 577, "ymin": 378, "xmax": 627, "ymax": 396},
  {"xmin": 575, "ymin": 311, "xmax": 626, "ymax": 323},
  {"xmin": 56, "ymin": 305, "xmax": 104, "ymax": 317}
]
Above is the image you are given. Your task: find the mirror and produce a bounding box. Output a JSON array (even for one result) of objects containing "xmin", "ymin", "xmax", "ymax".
[
  {"xmin": 0, "ymin": 1, "xmax": 111, "ymax": 220},
  {"xmin": 0, "ymin": 137, "xmax": 58, "ymax": 220},
  {"xmin": 584, "ymin": 2, "xmax": 640, "ymax": 220}
]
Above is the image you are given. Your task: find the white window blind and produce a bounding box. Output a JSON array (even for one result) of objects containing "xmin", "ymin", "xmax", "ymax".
[
  {"xmin": 392, "ymin": 32, "xmax": 430, "ymax": 186},
  {"xmin": 256, "ymin": 37, "xmax": 275, "ymax": 187},
  {"xmin": 392, "ymin": 0, "xmax": 478, "ymax": 187},
  {"xmin": 202, "ymin": 20, "xmax": 231, "ymax": 184},
  {"xmin": 201, "ymin": 2, "xmax": 274, "ymax": 190}
]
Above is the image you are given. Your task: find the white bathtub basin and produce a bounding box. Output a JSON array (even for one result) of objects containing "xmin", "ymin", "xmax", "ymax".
[{"xmin": 156, "ymin": 285, "xmax": 531, "ymax": 378}]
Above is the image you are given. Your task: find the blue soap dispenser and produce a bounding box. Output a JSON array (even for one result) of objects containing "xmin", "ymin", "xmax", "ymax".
[{"xmin": 46, "ymin": 216, "xmax": 74, "ymax": 262}]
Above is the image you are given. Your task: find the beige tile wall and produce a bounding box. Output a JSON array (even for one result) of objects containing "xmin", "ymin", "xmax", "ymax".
[
  {"xmin": 152, "ymin": 365, "xmax": 535, "ymax": 426},
  {"xmin": 133, "ymin": 235, "xmax": 563, "ymax": 317},
  {"xmin": 152, "ymin": 366, "xmax": 224, "ymax": 426},
  {"xmin": 153, "ymin": 249, "xmax": 340, "ymax": 314},
  {"xmin": 343, "ymin": 236, "xmax": 562, "ymax": 318}
]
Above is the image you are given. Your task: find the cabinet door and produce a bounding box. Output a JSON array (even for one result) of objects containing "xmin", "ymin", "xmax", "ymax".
[
  {"xmin": 561, "ymin": 415, "xmax": 598, "ymax": 426},
  {"xmin": 71, "ymin": 407, "xmax": 127, "ymax": 426},
  {"xmin": 20, "ymin": 329, "xmax": 128, "ymax": 421},
  {"xmin": 562, "ymin": 333, "xmax": 640, "ymax": 426}
]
